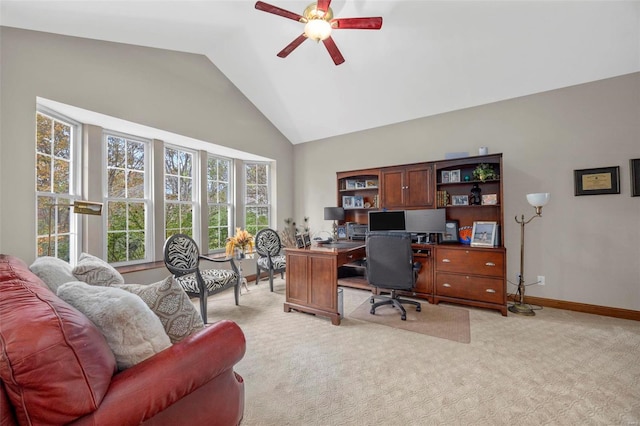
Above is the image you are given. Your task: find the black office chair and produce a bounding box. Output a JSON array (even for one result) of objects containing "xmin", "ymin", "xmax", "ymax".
[
  {"xmin": 366, "ymin": 231, "xmax": 421, "ymax": 320},
  {"xmin": 164, "ymin": 233, "xmax": 240, "ymax": 324},
  {"xmin": 254, "ymin": 228, "xmax": 286, "ymax": 292}
]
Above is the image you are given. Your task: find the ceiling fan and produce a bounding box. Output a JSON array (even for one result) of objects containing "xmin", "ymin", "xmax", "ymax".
[{"xmin": 255, "ymin": 1, "xmax": 383, "ymax": 65}]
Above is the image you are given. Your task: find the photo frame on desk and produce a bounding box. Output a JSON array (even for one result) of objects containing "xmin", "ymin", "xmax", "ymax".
[
  {"xmin": 471, "ymin": 221, "xmax": 497, "ymax": 247},
  {"xmin": 336, "ymin": 225, "xmax": 347, "ymax": 240},
  {"xmin": 302, "ymin": 232, "xmax": 311, "ymax": 247},
  {"xmin": 295, "ymin": 234, "xmax": 305, "ymax": 248},
  {"xmin": 439, "ymin": 220, "xmax": 459, "ymax": 244},
  {"xmin": 342, "ymin": 196, "xmax": 354, "ymax": 209}
]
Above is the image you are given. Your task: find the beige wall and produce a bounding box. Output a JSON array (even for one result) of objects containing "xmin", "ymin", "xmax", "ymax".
[
  {"xmin": 294, "ymin": 73, "xmax": 640, "ymax": 311},
  {"xmin": 0, "ymin": 27, "xmax": 294, "ymax": 263},
  {"xmin": 2, "ymin": 27, "xmax": 638, "ymax": 311}
]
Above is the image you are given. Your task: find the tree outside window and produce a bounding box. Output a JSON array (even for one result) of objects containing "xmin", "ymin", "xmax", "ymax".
[
  {"xmin": 165, "ymin": 147, "xmax": 194, "ymax": 239},
  {"xmin": 245, "ymin": 162, "xmax": 270, "ymax": 235},
  {"xmin": 35, "ymin": 112, "xmax": 74, "ymax": 260},
  {"xmin": 106, "ymin": 134, "xmax": 148, "ymax": 263},
  {"xmin": 207, "ymin": 156, "xmax": 232, "ymax": 251}
]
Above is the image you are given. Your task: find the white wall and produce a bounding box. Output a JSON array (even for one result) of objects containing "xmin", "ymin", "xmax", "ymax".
[
  {"xmin": 293, "ymin": 73, "xmax": 640, "ymax": 311},
  {"xmin": 0, "ymin": 27, "xmax": 294, "ymax": 263}
]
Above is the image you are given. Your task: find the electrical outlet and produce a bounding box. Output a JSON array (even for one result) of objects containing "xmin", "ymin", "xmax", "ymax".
[{"xmin": 537, "ymin": 275, "xmax": 545, "ymax": 286}]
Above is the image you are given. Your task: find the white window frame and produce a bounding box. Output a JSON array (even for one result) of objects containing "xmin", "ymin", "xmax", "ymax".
[
  {"xmin": 34, "ymin": 107, "xmax": 82, "ymax": 261},
  {"xmin": 244, "ymin": 161, "xmax": 271, "ymax": 235},
  {"xmin": 103, "ymin": 131, "xmax": 152, "ymax": 265},
  {"xmin": 206, "ymin": 154, "xmax": 234, "ymax": 252},
  {"xmin": 164, "ymin": 144, "xmax": 200, "ymax": 240}
]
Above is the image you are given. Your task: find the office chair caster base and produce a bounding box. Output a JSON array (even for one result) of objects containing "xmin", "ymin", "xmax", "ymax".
[{"xmin": 401, "ymin": 314, "xmax": 406, "ymax": 321}]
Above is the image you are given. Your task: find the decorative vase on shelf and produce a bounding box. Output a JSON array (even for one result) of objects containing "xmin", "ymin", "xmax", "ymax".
[{"xmin": 470, "ymin": 183, "xmax": 482, "ymax": 205}]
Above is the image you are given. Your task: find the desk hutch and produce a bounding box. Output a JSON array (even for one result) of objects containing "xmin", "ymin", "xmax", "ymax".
[{"xmin": 336, "ymin": 153, "xmax": 507, "ymax": 316}]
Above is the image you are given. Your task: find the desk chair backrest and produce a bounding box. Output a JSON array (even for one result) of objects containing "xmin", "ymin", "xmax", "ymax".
[{"xmin": 366, "ymin": 231, "xmax": 415, "ymax": 290}]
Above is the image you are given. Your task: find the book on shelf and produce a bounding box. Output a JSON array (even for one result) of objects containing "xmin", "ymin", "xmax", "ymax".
[{"xmin": 436, "ymin": 190, "xmax": 449, "ymax": 208}]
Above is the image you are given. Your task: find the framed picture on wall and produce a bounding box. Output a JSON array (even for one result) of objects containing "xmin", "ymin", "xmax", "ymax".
[
  {"xmin": 631, "ymin": 159, "xmax": 640, "ymax": 197},
  {"xmin": 471, "ymin": 221, "xmax": 497, "ymax": 247},
  {"xmin": 574, "ymin": 166, "xmax": 620, "ymax": 196}
]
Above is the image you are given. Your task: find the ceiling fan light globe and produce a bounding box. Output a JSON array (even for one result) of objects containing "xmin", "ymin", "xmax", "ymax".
[{"xmin": 304, "ymin": 19, "xmax": 331, "ymax": 41}]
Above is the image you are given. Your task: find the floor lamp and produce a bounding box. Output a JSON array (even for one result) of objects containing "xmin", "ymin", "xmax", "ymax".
[
  {"xmin": 48, "ymin": 200, "xmax": 103, "ymax": 256},
  {"xmin": 324, "ymin": 207, "xmax": 345, "ymax": 241},
  {"xmin": 508, "ymin": 192, "xmax": 550, "ymax": 316}
]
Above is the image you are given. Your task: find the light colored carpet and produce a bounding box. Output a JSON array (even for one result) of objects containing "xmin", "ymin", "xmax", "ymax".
[
  {"xmin": 349, "ymin": 296, "xmax": 471, "ymax": 343},
  {"xmin": 201, "ymin": 278, "xmax": 640, "ymax": 425}
]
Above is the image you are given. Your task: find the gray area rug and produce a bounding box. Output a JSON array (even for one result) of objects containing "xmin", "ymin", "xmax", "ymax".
[{"xmin": 349, "ymin": 297, "xmax": 471, "ymax": 343}]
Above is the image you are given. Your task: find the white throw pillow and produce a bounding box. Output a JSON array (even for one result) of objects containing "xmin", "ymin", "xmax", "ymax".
[
  {"xmin": 72, "ymin": 252, "xmax": 124, "ymax": 286},
  {"xmin": 114, "ymin": 276, "xmax": 204, "ymax": 343},
  {"xmin": 57, "ymin": 281, "xmax": 171, "ymax": 370},
  {"xmin": 29, "ymin": 256, "xmax": 77, "ymax": 292}
]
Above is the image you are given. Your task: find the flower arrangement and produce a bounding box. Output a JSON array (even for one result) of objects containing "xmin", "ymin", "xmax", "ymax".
[{"xmin": 225, "ymin": 228, "xmax": 254, "ymax": 256}]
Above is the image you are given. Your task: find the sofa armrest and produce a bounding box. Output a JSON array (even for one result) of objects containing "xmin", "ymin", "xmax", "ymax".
[{"xmin": 71, "ymin": 320, "xmax": 246, "ymax": 426}]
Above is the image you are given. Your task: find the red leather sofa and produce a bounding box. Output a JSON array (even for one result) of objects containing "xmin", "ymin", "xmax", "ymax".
[{"xmin": 0, "ymin": 254, "xmax": 245, "ymax": 425}]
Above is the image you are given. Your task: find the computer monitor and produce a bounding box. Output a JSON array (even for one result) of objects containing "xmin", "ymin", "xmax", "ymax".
[
  {"xmin": 404, "ymin": 209, "xmax": 446, "ymax": 234},
  {"xmin": 368, "ymin": 210, "xmax": 406, "ymax": 232}
]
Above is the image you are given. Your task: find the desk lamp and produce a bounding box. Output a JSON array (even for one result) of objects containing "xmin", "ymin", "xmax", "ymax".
[
  {"xmin": 509, "ymin": 193, "xmax": 550, "ymax": 316},
  {"xmin": 324, "ymin": 207, "xmax": 345, "ymax": 241},
  {"xmin": 48, "ymin": 200, "xmax": 103, "ymax": 256}
]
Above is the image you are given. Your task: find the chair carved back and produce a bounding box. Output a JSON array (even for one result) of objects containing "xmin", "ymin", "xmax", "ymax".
[
  {"xmin": 164, "ymin": 234, "xmax": 200, "ymax": 277},
  {"xmin": 255, "ymin": 229, "xmax": 282, "ymax": 258}
]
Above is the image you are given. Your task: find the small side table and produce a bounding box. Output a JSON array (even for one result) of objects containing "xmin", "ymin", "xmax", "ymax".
[{"xmin": 234, "ymin": 250, "xmax": 253, "ymax": 294}]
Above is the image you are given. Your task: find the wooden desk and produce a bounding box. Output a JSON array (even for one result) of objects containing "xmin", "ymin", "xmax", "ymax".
[{"xmin": 284, "ymin": 242, "xmax": 365, "ymax": 325}]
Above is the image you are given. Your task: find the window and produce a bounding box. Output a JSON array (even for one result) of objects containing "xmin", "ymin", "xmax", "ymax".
[
  {"xmin": 165, "ymin": 146, "xmax": 195, "ymax": 239},
  {"xmin": 244, "ymin": 162, "xmax": 270, "ymax": 235},
  {"xmin": 105, "ymin": 133, "xmax": 149, "ymax": 263},
  {"xmin": 207, "ymin": 156, "xmax": 232, "ymax": 251},
  {"xmin": 35, "ymin": 111, "xmax": 78, "ymax": 261}
]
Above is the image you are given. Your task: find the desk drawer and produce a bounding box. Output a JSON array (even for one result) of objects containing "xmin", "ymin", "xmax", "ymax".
[
  {"xmin": 436, "ymin": 248, "xmax": 504, "ymax": 277},
  {"xmin": 435, "ymin": 272, "xmax": 504, "ymax": 304},
  {"xmin": 337, "ymin": 247, "xmax": 366, "ymax": 266}
]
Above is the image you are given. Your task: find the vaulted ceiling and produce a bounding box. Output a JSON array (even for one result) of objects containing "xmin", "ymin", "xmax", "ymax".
[{"xmin": 2, "ymin": 1, "xmax": 639, "ymax": 145}]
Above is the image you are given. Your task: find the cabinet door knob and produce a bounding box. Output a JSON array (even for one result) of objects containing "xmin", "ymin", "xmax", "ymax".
[
  {"xmin": 485, "ymin": 262, "xmax": 495, "ymax": 267},
  {"xmin": 486, "ymin": 289, "xmax": 496, "ymax": 293},
  {"xmin": 442, "ymin": 259, "xmax": 451, "ymax": 263},
  {"xmin": 443, "ymin": 283, "xmax": 452, "ymax": 288}
]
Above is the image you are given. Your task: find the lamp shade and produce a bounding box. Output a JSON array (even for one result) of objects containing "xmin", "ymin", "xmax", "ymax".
[
  {"xmin": 526, "ymin": 193, "xmax": 550, "ymax": 208},
  {"xmin": 324, "ymin": 207, "xmax": 345, "ymax": 221}
]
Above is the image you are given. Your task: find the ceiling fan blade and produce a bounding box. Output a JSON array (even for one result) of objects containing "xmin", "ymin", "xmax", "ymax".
[
  {"xmin": 277, "ymin": 34, "xmax": 307, "ymax": 58},
  {"xmin": 322, "ymin": 36, "xmax": 345, "ymax": 66},
  {"xmin": 316, "ymin": 0, "xmax": 332, "ymax": 13},
  {"xmin": 255, "ymin": 1, "xmax": 305, "ymax": 22},
  {"xmin": 331, "ymin": 17, "xmax": 383, "ymax": 30}
]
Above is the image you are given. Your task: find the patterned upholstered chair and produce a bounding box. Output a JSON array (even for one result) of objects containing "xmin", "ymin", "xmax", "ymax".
[
  {"xmin": 164, "ymin": 234, "xmax": 240, "ymax": 324},
  {"xmin": 254, "ymin": 228, "xmax": 286, "ymax": 292}
]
